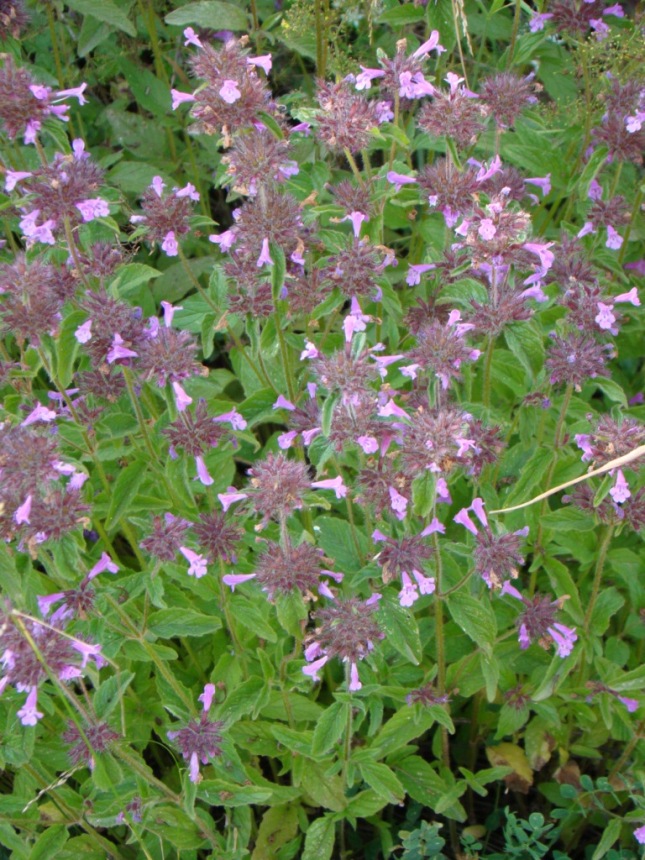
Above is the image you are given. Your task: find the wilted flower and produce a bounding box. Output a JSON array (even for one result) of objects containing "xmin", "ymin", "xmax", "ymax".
[
  {"xmin": 303, "ymin": 593, "xmax": 384, "ymax": 692},
  {"xmin": 167, "ymin": 684, "xmax": 223, "ymax": 783},
  {"xmin": 502, "ymin": 583, "xmax": 578, "ymax": 658}
]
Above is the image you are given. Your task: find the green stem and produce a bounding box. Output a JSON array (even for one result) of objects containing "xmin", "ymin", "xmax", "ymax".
[
  {"xmin": 343, "ymin": 147, "xmax": 365, "ymax": 187},
  {"xmin": 274, "ymin": 313, "xmax": 296, "ymax": 402},
  {"xmin": 433, "ymin": 532, "xmax": 450, "ymax": 771},
  {"xmin": 582, "ymin": 525, "xmax": 614, "ymax": 635},
  {"xmin": 530, "ymin": 383, "xmax": 574, "ymax": 593},
  {"xmin": 122, "ymin": 368, "xmax": 159, "ymax": 465},
  {"xmin": 507, "ymin": 0, "xmax": 522, "ymax": 67},
  {"xmin": 482, "ymin": 335, "xmax": 494, "ymax": 408},
  {"xmin": 618, "ymin": 186, "xmax": 642, "ymax": 266}
]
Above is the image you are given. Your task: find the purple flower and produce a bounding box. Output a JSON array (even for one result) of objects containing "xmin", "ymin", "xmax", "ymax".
[
  {"xmin": 75, "ymin": 319, "xmax": 93, "ymax": 344},
  {"xmin": 609, "ymin": 469, "xmax": 631, "ymax": 504},
  {"xmin": 209, "ymin": 229, "xmax": 236, "ymax": 251},
  {"xmin": 530, "ymin": 11, "xmax": 553, "ymax": 31},
  {"xmin": 195, "ymin": 455, "xmax": 214, "ymax": 486},
  {"xmin": 218, "ymin": 489, "xmax": 249, "ymax": 512},
  {"xmin": 247, "ymin": 54, "xmax": 272, "ymax": 74},
  {"xmin": 406, "ymin": 263, "xmax": 435, "ymax": 286},
  {"xmin": 17, "ymin": 687, "xmax": 43, "ymax": 727},
  {"xmin": 635, "ymin": 825, "xmax": 645, "ymax": 845},
  {"xmin": 412, "ymin": 31, "xmax": 444, "ymax": 58},
  {"xmin": 606, "ymin": 225, "xmax": 623, "ymax": 249},
  {"xmin": 171, "ymin": 89, "xmax": 196, "ymax": 110},
  {"xmin": 172, "ymin": 381, "xmax": 192, "ymax": 412},
  {"xmin": 386, "ymin": 170, "xmax": 417, "ymax": 192},
  {"xmin": 256, "ymin": 237, "xmax": 273, "ymax": 267},
  {"xmin": 312, "ymin": 476, "xmax": 348, "ymax": 499},
  {"xmin": 219, "ymin": 79, "xmax": 241, "ymax": 104},
  {"xmin": 223, "ymin": 572, "xmax": 257, "ymax": 592},
  {"xmin": 14, "ymin": 495, "xmax": 32, "ymax": 525},
  {"xmin": 389, "ymin": 486, "xmax": 408, "ymax": 519},
  {"xmin": 75, "ymin": 197, "xmax": 109, "ymax": 222},
  {"xmin": 87, "ymin": 552, "xmax": 119, "ymax": 580},
  {"xmin": 21, "ymin": 404, "xmax": 57, "ymax": 426},
  {"xmin": 107, "ymin": 333, "xmax": 138, "ymax": 363},
  {"xmin": 355, "ymin": 66, "xmax": 385, "ymax": 90},
  {"xmin": 161, "ymin": 231, "xmax": 179, "ymax": 256},
  {"xmin": 179, "ymin": 546, "xmax": 208, "ymax": 578}
]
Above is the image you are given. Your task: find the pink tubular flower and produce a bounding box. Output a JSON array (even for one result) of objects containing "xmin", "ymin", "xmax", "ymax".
[
  {"xmin": 342, "ymin": 210, "xmax": 368, "ymax": 238},
  {"xmin": 183, "ymin": 27, "xmax": 203, "ymax": 48},
  {"xmin": 247, "ymin": 54, "xmax": 272, "ymax": 74},
  {"xmin": 179, "ymin": 547, "xmax": 208, "ymax": 578},
  {"xmin": 606, "ymin": 225, "xmax": 623, "ymax": 250},
  {"xmin": 218, "ymin": 489, "xmax": 248, "ymax": 512},
  {"xmin": 171, "ymin": 89, "xmax": 196, "ymax": 110},
  {"xmin": 171, "ymin": 381, "xmax": 192, "ymax": 412},
  {"xmin": 17, "ymin": 687, "xmax": 43, "ymax": 727},
  {"xmin": 161, "ymin": 301, "xmax": 182, "ymax": 327},
  {"xmin": 609, "ymin": 469, "xmax": 630, "ymax": 503},
  {"xmin": 357, "ymin": 435, "xmax": 379, "ymax": 454},
  {"xmin": 635, "ymin": 825, "xmax": 645, "ymax": 845},
  {"xmin": 56, "ymin": 83, "xmax": 88, "ymax": 104},
  {"xmin": 389, "ymin": 486, "xmax": 408, "ymax": 519},
  {"xmin": 348, "ymin": 662, "xmax": 362, "ymax": 692},
  {"xmin": 5, "ymin": 170, "xmax": 32, "ymax": 191},
  {"xmin": 75, "ymin": 319, "xmax": 93, "ymax": 344},
  {"xmin": 219, "ymin": 79, "xmax": 241, "ymax": 104},
  {"xmin": 412, "ymin": 30, "xmax": 444, "ymax": 58},
  {"xmin": 386, "ymin": 170, "xmax": 417, "ymax": 192},
  {"xmin": 14, "ymin": 495, "xmax": 32, "ymax": 525},
  {"xmin": 21, "ymin": 404, "xmax": 57, "ymax": 426},
  {"xmin": 199, "ymin": 683, "xmax": 216, "ymax": 711},
  {"xmin": 107, "ymin": 333, "xmax": 138, "ymax": 364},
  {"xmin": 87, "ymin": 552, "xmax": 119, "ymax": 580},
  {"xmin": 75, "ymin": 197, "xmax": 109, "ymax": 222},
  {"xmin": 355, "ymin": 66, "xmax": 385, "ymax": 90},
  {"xmin": 312, "ymin": 476, "xmax": 348, "ymax": 499},
  {"xmin": 195, "ymin": 455, "xmax": 214, "ymax": 486},
  {"xmin": 222, "ymin": 573, "xmax": 257, "ymax": 591},
  {"xmin": 406, "ymin": 263, "xmax": 435, "ymax": 286},
  {"xmin": 302, "ymin": 655, "xmax": 329, "ymax": 682},
  {"xmin": 161, "ymin": 231, "xmax": 179, "ymax": 256},
  {"xmin": 256, "ymin": 237, "xmax": 273, "ymax": 267},
  {"xmin": 209, "ymin": 229, "xmax": 236, "ymax": 251}
]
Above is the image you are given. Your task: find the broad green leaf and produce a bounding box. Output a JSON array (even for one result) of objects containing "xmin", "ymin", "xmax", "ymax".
[
  {"xmin": 165, "ymin": 1, "xmax": 249, "ymax": 30},
  {"xmin": 357, "ymin": 759, "xmax": 405, "ymax": 804},
  {"xmin": 591, "ymin": 818, "xmax": 622, "ymax": 860},
  {"xmin": 311, "ymin": 701, "xmax": 348, "ymax": 757},
  {"xmin": 270, "ymin": 725, "xmax": 314, "ymax": 757},
  {"xmin": 93, "ymin": 672, "xmax": 135, "ymax": 720},
  {"xmin": 539, "ymin": 507, "xmax": 596, "ymax": 532},
  {"xmin": 301, "ymin": 762, "xmax": 346, "ymax": 812},
  {"xmin": 111, "ymin": 263, "xmax": 162, "ymax": 299},
  {"xmin": 217, "ymin": 677, "xmax": 269, "ymax": 723},
  {"xmin": 275, "ymin": 591, "xmax": 307, "ymax": 638},
  {"xmin": 252, "ymin": 805, "xmax": 299, "ymax": 860},
  {"xmin": 105, "ymin": 458, "xmax": 147, "ymax": 529},
  {"xmin": 500, "ymin": 447, "xmax": 553, "ymax": 508},
  {"xmin": 378, "ymin": 598, "xmax": 422, "ymax": 665},
  {"xmin": 198, "ymin": 780, "xmax": 273, "ymax": 808},
  {"xmin": 148, "ymin": 609, "xmax": 222, "ymax": 638},
  {"xmin": 28, "ymin": 824, "xmax": 68, "ymax": 860},
  {"xmin": 590, "ymin": 587, "xmax": 625, "ymax": 637},
  {"xmin": 447, "ymin": 592, "xmax": 497, "ymax": 656},
  {"xmin": 65, "ymin": 0, "xmax": 135, "ymax": 36},
  {"xmin": 394, "ymin": 757, "xmax": 466, "ymax": 821},
  {"xmin": 302, "ymin": 816, "xmax": 335, "ymax": 860},
  {"xmin": 371, "ymin": 708, "xmax": 436, "ymax": 758},
  {"xmin": 377, "ymin": 5, "xmax": 424, "ymax": 24},
  {"xmin": 55, "ymin": 310, "xmax": 85, "ymax": 388},
  {"xmin": 504, "ymin": 322, "xmax": 545, "ymax": 380},
  {"xmin": 315, "ymin": 516, "xmax": 368, "ymax": 573}
]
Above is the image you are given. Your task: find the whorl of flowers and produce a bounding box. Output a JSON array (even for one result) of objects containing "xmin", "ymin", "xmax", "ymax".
[{"xmin": 130, "ymin": 175, "xmax": 200, "ymax": 257}]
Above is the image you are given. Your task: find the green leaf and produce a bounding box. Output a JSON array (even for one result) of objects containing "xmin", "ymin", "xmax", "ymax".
[
  {"xmin": 357, "ymin": 759, "xmax": 405, "ymax": 804},
  {"xmin": 217, "ymin": 677, "xmax": 268, "ymax": 723},
  {"xmin": 232, "ymin": 595, "xmax": 278, "ymax": 643},
  {"xmin": 377, "ymin": 5, "xmax": 425, "ymax": 24},
  {"xmin": 539, "ymin": 508, "xmax": 596, "ymax": 532},
  {"xmin": 500, "ymin": 447, "xmax": 553, "ymax": 508},
  {"xmin": 311, "ymin": 701, "xmax": 348, "ymax": 757},
  {"xmin": 271, "ymin": 725, "xmax": 313, "ymax": 757},
  {"xmin": 93, "ymin": 671, "xmax": 135, "ymax": 720},
  {"xmin": 55, "ymin": 310, "xmax": 85, "ymax": 389},
  {"xmin": 412, "ymin": 472, "xmax": 435, "ymax": 518},
  {"xmin": 315, "ymin": 516, "xmax": 368, "ymax": 573},
  {"xmin": 447, "ymin": 592, "xmax": 496, "ymax": 656},
  {"xmin": 271, "ymin": 244, "xmax": 287, "ymax": 303},
  {"xmin": 148, "ymin": 609, "xmax": 222, "ymax": 638},
  {"xmin": 111, "ymin": 264, "xmax": 162, "ymax": 299},
  {"xmin": 105, "ymin": 458, "xmax": 147, "ymax": 529},
  {"xmin": 590, "ymin": 587, "xmax": 624, "ymax": 636},
  {"xmin": 571, "ymin": 145, "xmax": 608, "ymax": 196},
  {"xmin": 394, "ymin": 757, "xmax": 466, "ymax": 822},
  {"xmin": 504, "ymin": 322, "xmax": 545, "ymax": 380},
  {"xmin": 378, "ymin": 598, "xmax": 422, "ymax": 665},
  {"xmin": 64, "ymin": 0, "xmax": 135, "ymax": 36},
  {"xmin": 275, "ymin": 591, "xmax": 307, "ymax": 638},
  {"xmin": 165, "ymin": 1, "xmax": 249, "ymax": 31},
  {"xmin": 371, "ymin": 708, "xmax": 436, "ymax": 758},
  {"xmin": 302, "ymin": 816, "xmax": 335, "ymax": 860},
  {"xmin": 591, "ymin": 817, "xmax": 622, "ymax": 860},
  {"xmin": 584, "ymin": 378, "xmax": 628, "ymax": 408},
  {"xmin": 198, "ymin": 780, "xmax": 273, "ymax": 808},
  {"xmin": 252, "ymin": 805, "xmax": 299, "ymax": 860},
  {"xmin": 28, "ymin": 824, "xmax": 68, "ymax": 860},
  {"xmin": 480, "ymin": 654, "xmax": 499, "ymax": 703},
  {"xmin": 542, "ymin": 557, "xmax": 583, "ymax": 624},
  {"xmin": 301, "ymin": 762, "xmax": 346, "ymax": 812}
]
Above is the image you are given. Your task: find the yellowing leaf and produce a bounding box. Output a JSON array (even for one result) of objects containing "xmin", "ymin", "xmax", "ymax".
[{"xmin": 486, "ymin": 743, "xmax": 533, "ymax": 794}]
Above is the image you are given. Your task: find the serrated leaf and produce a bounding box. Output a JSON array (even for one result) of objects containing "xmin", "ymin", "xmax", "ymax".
[
  {"xmin": 198, "ymin": 780, "xmax": 273, "ymax": 808},
  {"xmin": 504, "ymin": 322, "xmax": 545, "ymax": 379},
  {"xmin": 65, "ymin": 0, "xmax": 135, "ymax": 36},
  {"xmin": 315, "ymin": 516, "xmax": 368, "ymax": 573},
  {"xmin": 486, "ymin": 743, "xmax": 533, "ymax": 793},
  {"xmin": 311, "ymin": 701, "xmax": 347, "ymax": 757},
  {"xmin": 148, "ymin": 609, "xmax": 222, "ymax": 638},
  {"xmin": 447, "ymin": 592, "xmax": 496, "ymax": 656},
  {"xmin": 301, "ymin": 762, "xmax": 346, "ymax": 812},
  {"xmin": 93, "ymin": 671, "xmax": 135, "ymax": 720},
  {"xmin": 275, "ymin": 591, "xmax": 307, "ymax": 638},
  {"xmin": 539, "ymin": 507, "xmax": 596, "ymax": 532},
  {"xmin": 165, "ymin": 1, "xmax": 248, "ymax": 30}
]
